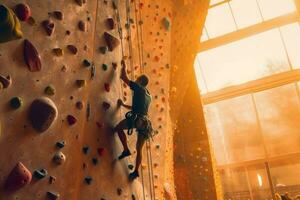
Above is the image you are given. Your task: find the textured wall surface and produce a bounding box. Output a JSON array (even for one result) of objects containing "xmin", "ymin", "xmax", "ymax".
[
  {"xmin": 0, "ymin": 0, "xmax": 175, "ymax": 199},
  {"xmin": 170, "ymin": 0, "xmax": 221, "ymax": 199}
]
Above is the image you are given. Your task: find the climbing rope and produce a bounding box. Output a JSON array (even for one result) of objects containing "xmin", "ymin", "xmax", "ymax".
[
  {"xmin": 133, "ymin": 1, "xmax": 156, "ymax": 199},
  {"xmin": 115, "ymin": 1, "xmax": 157, "ymax": 199},
  {"xmin": 114, "ymin": 1, "xmax": 147, "ymax": 199}
]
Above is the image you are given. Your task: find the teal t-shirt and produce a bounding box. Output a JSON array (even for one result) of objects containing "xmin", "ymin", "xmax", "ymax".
[{"xmin": 129, "ymin": 81, "xmax": 151, "ymax": 115}]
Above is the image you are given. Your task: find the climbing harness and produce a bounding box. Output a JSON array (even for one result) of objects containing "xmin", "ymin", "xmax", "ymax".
[{"xmin": 114, "ymin": 0, "xmax": 157, "ymax": 199}]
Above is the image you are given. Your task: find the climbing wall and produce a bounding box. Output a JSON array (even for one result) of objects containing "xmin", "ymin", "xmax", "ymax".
[
  {"xmin": 169, "ymin": 0, "xmax": 222, "ymax": 200},
  {"xmin": 0, "ymin": 0, "xmax": 175, "ymax": 200}
]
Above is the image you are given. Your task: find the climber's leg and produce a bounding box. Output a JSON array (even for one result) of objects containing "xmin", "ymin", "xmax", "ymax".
[
  {"xmin": 129, "ymin": 133, "xmax": 146, "ymax": 180},
  {"xmin": 114, "ymin": 119, "xmax": 131, "ymax": 159}
]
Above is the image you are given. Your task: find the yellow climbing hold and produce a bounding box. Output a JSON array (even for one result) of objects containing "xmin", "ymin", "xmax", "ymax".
[{"xmin": 0, "ymin": 5, "xmax": 23, "ymax": 43}]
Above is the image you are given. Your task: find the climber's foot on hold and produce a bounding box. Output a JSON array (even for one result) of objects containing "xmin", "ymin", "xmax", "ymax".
[
  {"xmin": 118, "ymin": 150, "xmax": 131, "ymax": 160},
  {"xmin": 129, "ymin": 170, "xmax": 139, "ymax": 181}
]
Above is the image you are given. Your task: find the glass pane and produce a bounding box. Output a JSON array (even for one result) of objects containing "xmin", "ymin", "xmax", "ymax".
[
  {"xmin": 194, "ymin": 57, "xmax": 208, "ymax": 94},
  {"xmin": 204, "ymin": 95, "xmax": 266, "ymax": 164},
  {"xmin": 257, "ymin": 0, "xmax": 296, "ymax": 20},
  {"xmin": 230, "ymin": 0, "xmax": 263, "ymax": 29},
  {"xmin": 198, "ymin": 28, "xmax": 290, "ymax": 92},
  {"xmin": 254, "ymin": 84, "xmax": 300, "ymax": 156},
  {"xmin": 247, "ymin": 164, "xmax": 272, "ymax": 199},
  {"xmin": 220, "ymin": 167, "xmax": 252, "ymax": 200},
  {"xmin": 205, "ymin": 3, "xmax": 237, "ymax": 38},
  {"xmin": 280, "ymin": 23, "xmax": 300, "ymax": 69},
  {"xmin": 200, "ymin": 27, "xmax": 209, "ymax": 42},
  {"xmin": 270, "ymin": 157, "xmax": 300, "ymax": 197}
]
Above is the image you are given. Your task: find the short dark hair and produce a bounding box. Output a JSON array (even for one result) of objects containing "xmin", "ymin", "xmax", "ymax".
[{"xmin": 139, "ymin": 75, "xmax": 149, "ymax": 86}]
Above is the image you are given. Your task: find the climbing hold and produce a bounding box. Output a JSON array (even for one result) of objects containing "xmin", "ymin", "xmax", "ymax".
[
  {"xmin": 102, "ymin": 64, "xmax": 108, "ymax": 71},
  {"xmin": 44, "ymin": 85, "xmax": 55, "ymax": 96},
  {"xmin": 104, "ymin": 83, "xmax": 110, "ymax": 92},
  {"xmin": 53, "ymin": 151, "xmax": 66, "ymax": 165},
  {"xmin": 82, "ymin": 146, "xmax": 90, "ymax": 154},
  {"xmin": 33, "ymin": 169, "xmax": 48, "ymax": 179},
  {"xmin": 132, "ymin": 194, "xmax": 136, "ymax": 200},
  {"xmin": 0, "ymin": 75, "xmax": 11, "ymax": 88},
  {"xmin": 112, "ymin": 62, "xmax": 118, "ymax": 70},
  {"xmin": 106, "ymin": 17, "xmax": 115, "ymax": 30},
  {"xmin": 52, "ymin": 48, "xmax": 63, "ymax": 56},
  {"xmin": 15, "ymin": 3, "xmax": 31, "ymax": 21},
  {"xmin": 75, "ymin": 0, "xmax": 87, "ymax": 6},
  {"xmin": 42, "ymin": 20, "xmax": 55, "ymax": 36},
  {"xmin": 24, "ymin": 39, "xmax": 42, "ymax": 72},
  {"xmin": 27, "ymin": 16, "xmax": 35, "ymax": 25},
  {"xmin": 76, "ymin": 79, "xmax": 86, "ymax": 88},
  {"xmin": 66, "ymin": 115, "xmax": 77, "ymax": 125},
  {"xmin": 29, "ymin": 97, "xmax": 58, "ymax": 132},
  {"xmin": 78, "ymin": 20, "xmax": 86, "ymax": 31},
  {"xmin": 47, "ymin": 191, "xmax": 60, "ymax": 200},
  {"xmin": 117, "ymin": 188, "xmax": 122, "ymax": 196},
  {"xmin": 10, "ymin": 97, "xmax": 22, "ymax": 109},
  {"xmin": 102, "ymin": 101, "xmax": 110, "ymax": 111},
  {"xmin": 99, "ymin": 46, "xmax": 108, "ymax": 54},
  {"xmin": 67, "ymin": 45, "xmax": 77, "ymax": 55},
  {"xmin": 103, "ymin": 32, "xmax": 120, "ymax": 51},
  {"xmin": 85, "ymin": 176, "xmax": 93, "ymax": 185},
  {"xmin": 86, "ymin": 102, "xmax": 91, "ymax": 121},
  {"xmin": 91, "ymin": 64, "xmax": 95, "ymax": 79},
  {"xmin": 83, "ymin": 59, "xmax": 91, "ymax": 67},
  {"xmin": 56, "ymin": 141, "xmax": 65, "ymax": 149},
  {"xmin": 128, "ymin": 164, "xmax": 134, "ymax": 170},
  {"xmin": 96, "ymin": 122, "xmax": 104, "ymax": 129},
  {"xmin": 49, "ymin": 176, "xmax": 56, "ymax": 184},
  {"xmin": 0, "ymin": 5, "xmax": 23, "ymax": 43},
  {"xmin": 97, "ymin": 147, "xmax": 105, "ymax": 156},
  {"xmin": 5, "ymin": 162, "xmax": 32, "ymax": 191},
  {"xmin": 53, "ymin": 11, "xmax": 63, "ymax": 20},
  {"xmin": 92, "ymin": 158, "xmax": 98, "ymax": 165},
  {"xmin": 76, "ymin": 101, "xmax": 84, "ymax": 110}
]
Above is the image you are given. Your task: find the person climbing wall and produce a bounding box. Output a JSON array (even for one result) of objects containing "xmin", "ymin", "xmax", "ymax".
[{"xmin": 114, "ymin": 59, "xmax": 153, "ymax": 181}]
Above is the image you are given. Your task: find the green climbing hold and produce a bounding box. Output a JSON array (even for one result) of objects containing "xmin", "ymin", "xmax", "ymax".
[
  {"xmin": 162, "ymin": 17, "xmax": 171, "ymax": 31},
  {"xmin": 0, "ymin": 5, "xmax": 23, "ymax": 43},
  {"xmin": 44, "ymin": 85, "xmax": 55, "ymax": 96},
  {"xmin": 10, "ymin": 97, "xmax": 22, "ymax": 109},
  {"xmin": 102, "ymin": 64, "xmax": 108, "ymax": 71},
  {"xmin": 33, "ymin": 169, "xmax": 47, "ymax": 179}
]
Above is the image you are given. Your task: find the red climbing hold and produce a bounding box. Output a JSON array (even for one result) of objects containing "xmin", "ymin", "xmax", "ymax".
[
  {"xmin": 104, "ymin": 83, "xmax": 110, "ymax": 92},
  {"xmin": 67, "ymin": 115, "xmax": 77, "ymax": 125},
  {"xmin": 102, "ymin": 101, "xmax": 110, "ymax": 111},
  {"xmin": 97, "ymin": 148, "xmax": 105, "ymax": 156},
  {"xmin": 96, "ymin": 122, "xmax": 104, "ymax": 129},
  {"xmin": 24, "ymin": 39, "xmax": 42, "ymax": 72},
  {"xmin": 5, "ymin": 162, "xmax": 32, "ymax": 191},
  {"xmin": 15, "ymin": 3, "xmax": 31, "ymax": 21}
]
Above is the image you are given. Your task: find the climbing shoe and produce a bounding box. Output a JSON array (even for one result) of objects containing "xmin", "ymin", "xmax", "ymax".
[
  {"xmin": 129, "ymin": 170, "xmax": 139, "ymax": 181},
  {"xmin": 118, "ymin": 150, "xmax": 131, "ymax": 160}
]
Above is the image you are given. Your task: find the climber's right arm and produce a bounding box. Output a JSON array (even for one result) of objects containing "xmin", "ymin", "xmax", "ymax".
[{"xmin": 120, "ymin": 60, "xmax": 130, "ymax": 86}]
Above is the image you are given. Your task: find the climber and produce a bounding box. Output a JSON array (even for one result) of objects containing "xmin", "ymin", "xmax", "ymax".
[{"xmin": 114, "ymin": 60, "xmax": 153, "ymax": 181}]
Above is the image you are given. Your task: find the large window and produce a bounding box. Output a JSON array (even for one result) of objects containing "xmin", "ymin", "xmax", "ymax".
[{"xmin": 195, "ymin": 0, "xmax": 300, "ymax": 199}]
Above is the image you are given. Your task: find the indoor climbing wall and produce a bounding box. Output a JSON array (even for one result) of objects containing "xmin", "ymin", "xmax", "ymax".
[
  {"xmin": 170, "ymin": 0, "xmax": 222, "ymax": 200},
  {"xmin": 0, "ymin": 0, "xmax": 175, "ymax": 200}
]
